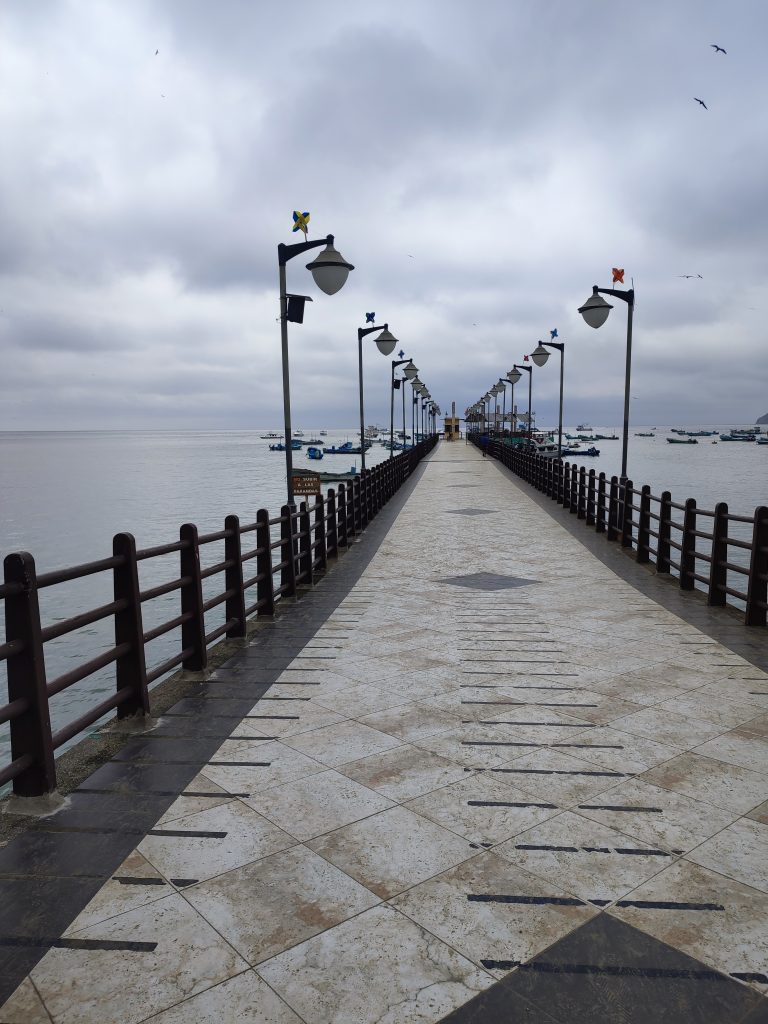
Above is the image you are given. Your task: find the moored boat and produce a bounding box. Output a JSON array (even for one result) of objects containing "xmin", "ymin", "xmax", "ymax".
[{"xmin": 667, "ymin": 437, "xmax": 698, "ymax": 444}]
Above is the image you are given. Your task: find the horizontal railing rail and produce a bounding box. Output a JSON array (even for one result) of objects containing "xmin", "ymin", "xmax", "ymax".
[
  {"xmin": 0, "ymin": 437, "xmax": 437, "ymax": 797},
  {"xmin": 472, "ymin": 435, "xmax": 768, "ymax": 629}
]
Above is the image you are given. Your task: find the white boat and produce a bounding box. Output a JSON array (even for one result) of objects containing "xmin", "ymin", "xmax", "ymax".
[
  {"xmin": 577, "ymin": 423, "xmax": 592, "ymax": 432},
  {"xmin": 260, "ymin": 432, "xmax": 282, "ymax": 439},
  {"xmin": 294, "ymin": 429, "xmax": 305, "ymax": 437},
  {"xmin": 529, "ymin": 439, "xmax": 561, "ymax": 459}
]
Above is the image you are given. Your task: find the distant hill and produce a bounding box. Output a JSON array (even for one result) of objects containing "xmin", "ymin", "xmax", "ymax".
[{"xmin": 758, "ymin": 412, "xmax": 768, "ymax": 424}]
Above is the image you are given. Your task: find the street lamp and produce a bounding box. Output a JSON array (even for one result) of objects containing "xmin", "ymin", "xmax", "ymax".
[
  {"xmin": 357, "ymin": 323, "xmax": 397, "ymax": 470},
  {"xmin": 278, "ymin": 234, "xmax": 354, "ymax": 503},
  {"xmin": 389, "ymin": 358, "xmax": 413, "ymax": 456},
  {"xmin": 531, "ymin": 339, "xmax": 565, "ymax": 458},
  {"xmin": 410, "ymin": 377, "xmax": 423, "ymax": 446},
  {"xmin": 579, "ymin": 283, "xmax": 635, "ymax": 481},
  {"xmin": 505, "ymin": 370, "xmax": 519, "ymax": 433},
  {"xmin": 510, "ymin": 364, "xmax": 532, "ymax": 440}
]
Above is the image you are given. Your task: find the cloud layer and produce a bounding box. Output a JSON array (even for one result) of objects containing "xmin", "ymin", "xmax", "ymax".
[{"xmin": 1, "ymin": 0, "xmax": 766, "ymax": 429}]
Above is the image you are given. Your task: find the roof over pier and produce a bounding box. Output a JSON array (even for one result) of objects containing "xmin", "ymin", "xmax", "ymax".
[{"xmin": 2, "ymin": 440, "xmax": 767, "ymax": 1023}]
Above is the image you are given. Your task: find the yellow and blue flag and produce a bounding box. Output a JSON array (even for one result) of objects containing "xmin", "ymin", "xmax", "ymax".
[{"xmin": 292, "ymin": 211, "xmax": 310, "ymax": 236}]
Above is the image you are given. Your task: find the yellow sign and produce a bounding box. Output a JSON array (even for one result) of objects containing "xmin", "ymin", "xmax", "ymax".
[{"xmin": 293, "ymin": 474, "xmax": 321, "ymax": 496}]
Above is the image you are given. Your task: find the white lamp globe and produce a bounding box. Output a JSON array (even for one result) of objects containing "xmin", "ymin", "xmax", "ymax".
[
  {"xmin": 530, "ymin": 343, "xmax": 550, "ymax": 367},
  {"xmin": 578, "ymin": 290, "xmax": 612, "ymax": 328},
  {"xmin": 306, "ymin": 242, "xmax": 354, "ymax": 295},
  {"xmin": 507, "ymin": 368, "xmax": 522, "ymax": 384},
  {"xmin": 374, "ymin": 328, "xmax": 398, "ymax": 356}
]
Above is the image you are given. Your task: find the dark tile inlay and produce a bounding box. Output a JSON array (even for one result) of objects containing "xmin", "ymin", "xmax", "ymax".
[{"xmin": 439, "ymin": 914, "xmax": 764, "ymax": 1024}]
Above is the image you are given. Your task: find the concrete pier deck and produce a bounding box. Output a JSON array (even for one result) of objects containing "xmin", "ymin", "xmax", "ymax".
[{"xmin": 2, "ymin": 441, "xmax": 768, "ymax": 1023}]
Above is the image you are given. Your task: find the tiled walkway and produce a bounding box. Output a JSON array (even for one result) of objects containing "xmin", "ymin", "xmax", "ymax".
[{"xmin": 2, "ymin": 442, "xmax": 768, "ymax": 1023}]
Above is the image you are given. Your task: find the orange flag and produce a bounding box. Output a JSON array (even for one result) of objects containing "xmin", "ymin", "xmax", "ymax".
[{"xmin": 612, "ymin": 267, "xmax": 625, "ymax": 284}]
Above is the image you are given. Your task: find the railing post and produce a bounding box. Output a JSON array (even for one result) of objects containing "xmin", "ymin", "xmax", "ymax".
[
  {"xmin": 636, "ymin": 486, "xmax": 651, "ymax": 564},
  {"xmin": 596, "ymin": 473, "xmax": 607, "ymax": 533},
  {"xmin": 708, "ymin": 502, "xmax": 728, "ymax": 606},
  {"xmin": 299, "ymin": 501, "xmax": 313, "ymax": 585},
  {"xmin": 745, "ymin": 506, "xmax": 768, "ymax": 626},
  {"xmin": 3, "ymin": 552, "xmax": 56, "ymax": 796},
  {"xmin": 255, "ymin": 509, "xmax": 275, "ymax": 616},
  {"xmin": 657, "ymin": 491, "xmax": 672, "ymax": 573},
  {"xmin": 180, "ymin": 523, "xmax": 207, "ymax": 670},
  {"xmin": 352, "ymin": 476, "xmax": 362, "ymax": 536},
  {"xmin": 586, "ymin": 469, "xmax": 596, "ymax": 526},
  {"xmin": 562, "ymin": 463, "xmax": 571, "ymax": 509},
  {"xmin": 621, "ymin": 480, "xmax": 634, "ymax": 548},
  {"xmin": 224, "ymin": 515, "xmax": 247, "ymax": 638},
  {"xmin": 569, "ymin": 462, "xmax": 578, "ymax": 514},
  {"xmin": 607, "ymin": 476, "xmax": 619, "ymax": 541},
  {"xmin": 337, "ymin": 484, "xmax": 349, "ymax": 549},
  {"xmin": 113, "ymin": 532, "xmax": 150, "ymax": 717},
  {"xmin": 280, "ymin": 505, "xmax": 297, "ymax": 599},
  {"xmin": 680, "ymin": 498, "xmax": 697, "ymax": 590},
  {"xmin": 577, "ymin": 466, "xmax": 587, "ymax": 520},
  {"xmin": 314, "ymin": 494, "xmax": 328, "ymax": 573},
  {"xmin": 326, "ymin": 489, "xmax": 338, "ymax": 559}
]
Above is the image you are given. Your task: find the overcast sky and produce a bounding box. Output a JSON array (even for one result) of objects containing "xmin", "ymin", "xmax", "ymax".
[{"xmin": 1, "ymin": 0, "xmax": 766, "ymax": 430}]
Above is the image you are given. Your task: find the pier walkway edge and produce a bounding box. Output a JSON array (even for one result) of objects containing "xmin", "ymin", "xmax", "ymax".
[{"xmin": 1, "ymin": 440, "xmax": 767, "ymax": 1023}]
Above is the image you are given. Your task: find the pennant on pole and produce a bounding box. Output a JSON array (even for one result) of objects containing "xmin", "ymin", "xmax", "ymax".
[
  {"xmin": 612, "ymin": 267, "xmax": 625, "ymax": 284},
  {"xmin": 365, "ymin": 312, "xmax": 375, "ymax": 323},
  {"xmin": 550, "ymin": 328, "xmax": 558, "ymax": 339}
]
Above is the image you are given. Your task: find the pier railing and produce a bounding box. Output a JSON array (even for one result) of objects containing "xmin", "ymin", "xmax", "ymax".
[
  {"xmin": 0, "ymin": 438, "xmax": 437, "ymax": 797},
  {"xmin": 477, "ymin": 438, "xmax": 768, "ymax": 628}
]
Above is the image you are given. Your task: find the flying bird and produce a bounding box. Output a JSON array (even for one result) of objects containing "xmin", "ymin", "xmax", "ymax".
[
  {"xmin": 694, "ymin": 97, "xmax": 708, "ymax": 109},
  {"xmin": 710, "ymin": 44, "xmax": 726, "ymax": 54},
  {"xmin": 678, "ymin": 274, "xmax": 703, "ymax": 279},
  {"xmin": 407, "ymin": 254, "xmax": 415, "ymax": 258},
  {"xmin": 155, "ymin": 49, "xmax": 159, "ymax": 55}
]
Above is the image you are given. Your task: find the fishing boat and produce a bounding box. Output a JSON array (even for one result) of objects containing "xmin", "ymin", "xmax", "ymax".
[
  {"xmin": 667, "ymin": 437, "xmax": 698, "ymax": 444},
  {"xmin": 635, "ymin": 432, "xmax": 655, "ymax": 437},
  {"xmin": 563, "ymin": 445, "xmax": 600, "ymax": 457},
  {"xmin": 305, "ymin": 438, "xmax": 323, "ymax": 444},
  {"xmin": 294, "ymin": 429, "xmax": 305, "ymax": 437},
  {"xmin": 307, "ymin": 447, "xmax": 323, "ymax": 460},
  {"xmin": 684, "ymin": 430, "xmax": 717, "ymax": 437},
  {"xmin": 260, "ymin": 432, "xmax": 282, "ymax": 439},
  {"xmin": 269, "ymin": 443, "xmax": 286, "ymax": 451},
  {"xmin": 720, "ymin": 433, "xmax": 754, "ymax": 442},
  {"xmin": 577, "ymin": 423, "xmax": 592, "ymax": 431},
  {"xmin": 294, "ymin": 467, "xmax": 359, "ymax": 481},
  {"xmin": 756, "ymin": 437, "xmax": 768, "ymax": 445},
  {"xmin": 319, "ymin": 430, "xmax": 328, "ymax": 436}
]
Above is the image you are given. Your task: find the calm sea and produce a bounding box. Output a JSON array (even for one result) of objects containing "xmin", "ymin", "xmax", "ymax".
[{"xmin": 1, "ymin": 426, "xmax": 766, "ymax": 771}]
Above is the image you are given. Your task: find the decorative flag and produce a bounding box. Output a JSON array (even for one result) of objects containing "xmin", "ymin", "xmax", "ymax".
[
  {"xmin": 523, "ymin": 354, "xmax": 529, "ymax": 362},
  {"xmin": 550, "ymin": 328, "xmax": 558, "ymax": 339},
  {"xmin": 292, "ymin": 211, "xmax": 310, "ymax": 236},
  {"xmin": 612, "ymin": 267, "xmax": 625, "ymax": 284},
  {"xmin": 398, "ymin": 349, "xmax": 405, "ymax": 359},
  {"xmin": 365, "ymin": 312, "xmax": 376, "ymax": 323}
]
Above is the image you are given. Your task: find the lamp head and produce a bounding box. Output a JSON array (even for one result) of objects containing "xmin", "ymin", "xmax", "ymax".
[
  {"xmin": 374, "ymin": 328, "xmax": 397, "ymax": 356},
  {"xmin": 306, "ymin": 241, "xmax": 354, "ymax": 295},
  {"xmin": 530, "ymin": 342, "xmax": 550, "ymax": 367},
  {"xmin": 403, "ymin": 360, "xmax": 418, "ymax": 380},
  {"xmin": 507, "ymin": 368, "xmax": 522, "ymax": 384},
  {"xmin": 578, "ymin": 287, "xmax": 612, "ymax": 328},
  {"xmin": 496, "ymin": 377, "xmax": 507, "ymax": 389}
]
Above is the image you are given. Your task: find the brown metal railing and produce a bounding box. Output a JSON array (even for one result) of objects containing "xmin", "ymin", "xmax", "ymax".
[
  {"xmin": 478, "ymin": 438, "xmax": 768, "ymax": 628},
  {"xmin": 0, "ymin": 438, "xmax": 437, "ymax": 796}
]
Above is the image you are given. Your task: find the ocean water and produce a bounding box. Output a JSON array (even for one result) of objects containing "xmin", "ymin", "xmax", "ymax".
[{"xmin": 0, "ymin": 426, "xmax": 765, "ymax": 773}]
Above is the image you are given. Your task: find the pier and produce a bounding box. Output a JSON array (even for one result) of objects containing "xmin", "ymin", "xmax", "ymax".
[{"xmin": 1, "ymin": 439, "xmax": 768, "ymax": 1023}]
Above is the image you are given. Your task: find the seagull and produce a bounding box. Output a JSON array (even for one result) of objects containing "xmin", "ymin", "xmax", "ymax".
[
  {"xmin": 155, "ymin": 49, "xmax": 159, "ymax": 55},
  {"xmin": 407, "ymin": 254, "xmax": 415, "ymax": 258},
  {"xmin": 678, "ymin": 274, "xmax": 703, "ymax": 279},
  {"xmin": 711, "ymin": 44, "xmax": 726, "ymax": 54},
  {"xmin": 694, "ymin": 97, "xmax": 708, "ymax": 109}
]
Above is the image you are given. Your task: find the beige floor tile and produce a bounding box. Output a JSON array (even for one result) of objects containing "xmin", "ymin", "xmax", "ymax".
[
  {"xmin": 390, "ymin": 851, "xmax": 597, "ymax": 977},
  {"xmin": 306, "ymin": 804, "xmax": 476, "ymax": 898},
  {"xmin": 312, "ymin": 682, "xmax": 411, "ymax": 716},
  {"xmin": 257, "ymin": 904, "xmax": 492, "ymax": 1024},
  {"xmin": 610, "ymin": 706, "xmax": 728, "ymax": 748},
  {"xmin": 653, "ymin": 692, "xmax": 765, "ymax": 730},
  {"xmin": 337, "ymin": 744, "xmax": 468, "ymax": 801},
  {"xmin": 641, "ymin": 752, "xmax": 768, "ymax": 813},
  {"xmin": 138, "ymin": 800, "xmax": 295, "ymax": 884},
  {"xmin": 282, "ymin": 719, "xmax": 403, "ymax": 767},
  {"xmin": 686, "ymin": 818, "xmax": 768, "ymax": 893},
  {"xmin": 485, "ymin": 747, "xmax": 631, "ymax": 805},
  {"xmin": 241, "ymin": 703, "xmax": 347, "ymax": 737},
  {"xmin": 556, "ymin": 726, "xmax": 681, "ymax": 773},
  {"xmin": 574, "ymin": 777, "xmax": 737, "ymax": 853},
  {"xmin": 185, "ymin": 844, "xmax": 379, "ymax": 965},
  {"xmin": 156, "ymin": 774, "xmax": 234, "ymax": 825},
  {"xmin": 692, "ymin": 729, "xmax": 768, "ymax": 774},
  {"xmin": 242, "ymin": 769, "xmax": 394, "ymax": 840},
  {"xmin": 405, "ymin": 773, "xmax": 561, "ymax": 845},
  {"xmin": 63, "ymin": 851, "xmax": 169, "ymax": 932},
  {"xmin": 494, "ymin": 810, "xmax": 679, "ymax": 902},
  {"xmin": 201, "ymin": 739, "xmax": 326, "ymax": 795},
  {"xmin": 32, "ymin": 894, "xmax": 247, "ymax": 1024},
  {"xmin": 412, "ymin": 724, "xmax": 532, "ymax": 769},
  {"xmin": 358, "ymin": 702, "xmax": 459, "ymax": 741},
  {"xmin": 142, "ymin": 970, "xmax": 303, "ymax": 1023}
]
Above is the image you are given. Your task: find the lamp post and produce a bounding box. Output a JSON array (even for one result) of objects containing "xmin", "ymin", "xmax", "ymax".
[
  {"xmin": 278, "ymin": 234, "xmax": 353, "ymax": 503},
  {"xmin": 357, "ymin": 324, "xmax": 397, "ymax": 470},
  {"xmin": 494, "ymin": 378, "xmax": 508, "ymax": 434},
  {"xmin": 578, "ymin": 283, "xmax": 635, "ymax": 481},
  {"xmin": 530, "ymin": 340, "xmax": 565, "ymax": 458},
  {"xmin": 410, "ymin": 377, "xmax": 423, "ymax": 446},
  {"xmin": 509, "ymin": 364, "xmax": 532, "ymax": 440},
  {"xmin": 391, "ymin": 358, "xmax": 417, "ymax": 456},
  {"xmin": 505, "ymin": 372, "xmax": 517, "ymax": 433}
]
